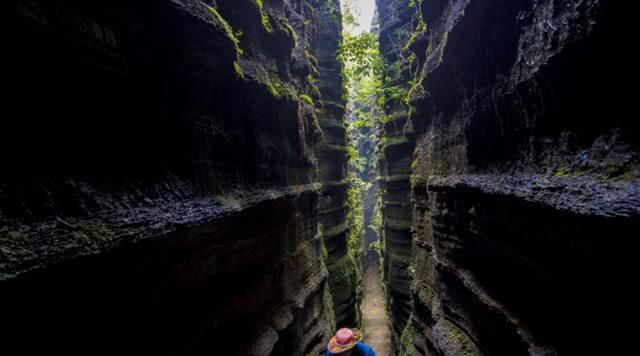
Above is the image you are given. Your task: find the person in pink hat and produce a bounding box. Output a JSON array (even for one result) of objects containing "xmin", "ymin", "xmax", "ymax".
[{"xmin": 326, "ymin": 328, "xmax": 376, "ymax": 355}]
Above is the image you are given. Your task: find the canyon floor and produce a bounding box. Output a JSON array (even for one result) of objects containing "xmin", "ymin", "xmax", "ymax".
[{"xmin": 362, "ymin": 255, "xmax": 391, "ymax": 356}]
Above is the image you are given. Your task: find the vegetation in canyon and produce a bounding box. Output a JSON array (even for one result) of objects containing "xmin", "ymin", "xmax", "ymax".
[
  {"xmin": 339, "ymin": 0, "xmax": 384, "ymax": 275},
  {"xmin": 5, "ymin": 0, "xmax": 638, "ymax": 355}
]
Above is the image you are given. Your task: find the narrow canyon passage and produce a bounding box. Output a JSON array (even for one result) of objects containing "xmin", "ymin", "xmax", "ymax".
[
  {"xmin": 362, "ymin": 256, "xmax": 391, "ymax": 356},
  {"xmin": 3, "ymin": 1, "xmax": 638, "ymax": 355}
]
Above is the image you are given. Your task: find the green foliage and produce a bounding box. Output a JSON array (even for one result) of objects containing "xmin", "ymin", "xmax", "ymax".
[
  {"xmin": 347, "ymin": 144, "xmax": 367, "ymax": 173},
  {"xmin": 305, "ymin": 50, "xmax": 319, "ymax": 68},
  {"xmin": 340, "ymin": 0, "xmax": 359, "ymax": 32},
  {"xmin": 338, "ymin": 5, "xmax": 388, "ymax": 325},
  {"xmin": 385, "ymin": 85, "xmax": 408, "ymax": 104},
  {"xmin": 406, "ymin": 76, "xmax": 426, "ymax": 104},
  {"xmin": 299, "ymin": 94, "xmax": 315, "ymax": 108},
  {"xmin": 338, "ymin": 33, "xmax": 383, "ymax": 85},
  {"xmin": 347, "ymin": 176, "xmax": 371, "ymax": 267},
  {"xmin": 404, "ymin": 4, "xmax": 426, "ymax": 51},
  {"xmin": 266, "ymin": 80, "xmax": 297, "ymax": 100}
]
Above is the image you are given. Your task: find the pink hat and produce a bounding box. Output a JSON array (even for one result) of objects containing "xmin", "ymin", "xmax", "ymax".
[{"xmin": 327, "ymin": 328, "xmax": 363, "ymax": 354}]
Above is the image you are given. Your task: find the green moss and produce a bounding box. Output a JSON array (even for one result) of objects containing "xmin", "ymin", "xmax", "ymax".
[
  {"xmin": 278, "ymin": 18, "xmax": 298, "ymax": 48},
  {"xmin": 405, "ymin": 65, "xmax": 428, "ymax": 105},
  {"xmin": 299, "ymin": 94, "xmax": 315, "ymax": 108},
  {"xmin": 305, "ymin": 50, "xmax": 319, "ymax": 68},
  {"xmin": 406, "ymin": 80, "xmax": 426, "ymax": 104},
  {"xmin": 555, "ymin": 167, "xmax": 568, "ymax": 177},
  {"xmin": 268, "ymin": 81, "xmax": 297, "ymax": 100},
  {"xmin": 207, "ymin": 4, "xmax": 246, "ymax": 78},
  {"xmin": 254, "ymin": 0, "xmax": 272, "ymax": 33},
  {"xmin": 249, "ymin": 65, "xmax": 298, "ymax": 100},
  {"xmin": 443, "ymin": 320, "xmax": 479, "ymax": 356},
  {"xmin": 0, "ymin": 231, "xmax": 33, "ymax": 262},
  {"xmin": 330, "ymin": 255, "xmax": 358, "ymax": 288},
  {"xmin": 447, "ymin": 326, "xmax": 464, "ymax": 343},
  {"xmin": 78, "ymin": 224, "xmax": 115, "ymax": 242},
  {"xmin": 411, "ymin": 156, "xmax": 419, "ymax": 170},
  {"xmin": 404, "ymin": 17, "xmax": 426, "ymax": 51},
  {"xmin": 323, "ymin": 280, "xmax": 337, "ymax": 332},
  {"xmin": 207, "ymin": 5, "xmax": 243, "ymax": 56},
  {"xmin": 233, "ymin": 61, "xmax": 244, "ymax": 78},
  {"xmin": 399, "ymin": 320, "xmax": 419, "ymax": 356},
  {"xmin": 404, "ymin": 0, "xmax": 426, "ymax": 51},
  {"xmin": 306, "ymin": 74, "xmax": 322, "ymax": 101}
]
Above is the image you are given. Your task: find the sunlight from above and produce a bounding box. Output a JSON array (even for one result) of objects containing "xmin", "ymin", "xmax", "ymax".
[{"xmin": 342, "ymin": 0, "xmax": 377, "ymax": 35}]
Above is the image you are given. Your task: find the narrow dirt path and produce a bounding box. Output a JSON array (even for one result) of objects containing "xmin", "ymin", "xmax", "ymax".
[{"xmin": 362, "ymin": 255, "xmax": 392, "ymax": 356}]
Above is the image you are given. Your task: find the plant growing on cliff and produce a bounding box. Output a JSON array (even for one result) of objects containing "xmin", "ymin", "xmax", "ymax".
[
  {"xmin": 207, "ymin": 4, "xmax": 245, "ymax": 79},
  {"xmin": 404, "ymin": 0, "xmax": 426, "ymax": 51},
  {"xmin": 253, "ymin": 0, "xmax": 272, "ymax": 33},
  {"xmin": 399, "ymin": 320, "xmax": 419, "ymax": 356},
  {"xmin": 346, "ymin": 176, "xmax": 370, "ymax": 267}
]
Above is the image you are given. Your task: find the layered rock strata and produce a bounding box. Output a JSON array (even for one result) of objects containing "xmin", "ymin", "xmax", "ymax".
[
  {"xmin": 311, "ymin": 0, "xmax": 360, "ymax": 330},
  {"xmin": 1, "ymin": 0, "xmax": 349, "ymax": 354},
  {"xmin": 387, "ymin": 0, "xmax": 639, "ymax": 355},
  {"xmin": 375, "ymin": 0, "xmax": 417, "ymax": 348}
]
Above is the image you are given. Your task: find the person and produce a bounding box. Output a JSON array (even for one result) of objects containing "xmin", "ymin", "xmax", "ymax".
[{"xmin": 326, "ymin": 328, "xmax": 376, "ymax": 356}]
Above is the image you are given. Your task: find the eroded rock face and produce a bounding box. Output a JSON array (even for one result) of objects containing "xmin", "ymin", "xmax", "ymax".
[
  {"xmin": 389, "ymin": 0, "xmax": 639, "ymax": 355},
  {"xmin": 1, "ymin": 0, "xmax": 347, "ymax": 354},
  {"xmin": 312, "ymin": 0, "xmax": 361, "ymax": 330},
  {"xmin": 375, "ymin": 0, "xmax": 416, "ymax": 349}
]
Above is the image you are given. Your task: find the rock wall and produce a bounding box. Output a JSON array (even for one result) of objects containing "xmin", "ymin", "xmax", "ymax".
[
  {"xmin": 375, "ymin": 0, "xmax": 416, "ymax": 348},
  {"xmin": 384, "ymin": 0, "xmax": 639, "ymax": 355},
  {"xmin": 313, "ymin": 0, "xmax": 360, "ymax": 330},
  {"xmin": 1, "ymin": 0, "xmax": 349, "ymax": 354}
]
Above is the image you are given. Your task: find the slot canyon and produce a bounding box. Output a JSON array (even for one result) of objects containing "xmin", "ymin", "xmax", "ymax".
[{"xmin": 2, "ymin": 0, "xmax": 637, "ymax": 355}]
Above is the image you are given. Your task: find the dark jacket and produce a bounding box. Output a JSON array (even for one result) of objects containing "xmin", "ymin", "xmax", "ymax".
[{"xmin": 325, "ymin": 342, "xmax": 376, "ymax": 356}]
